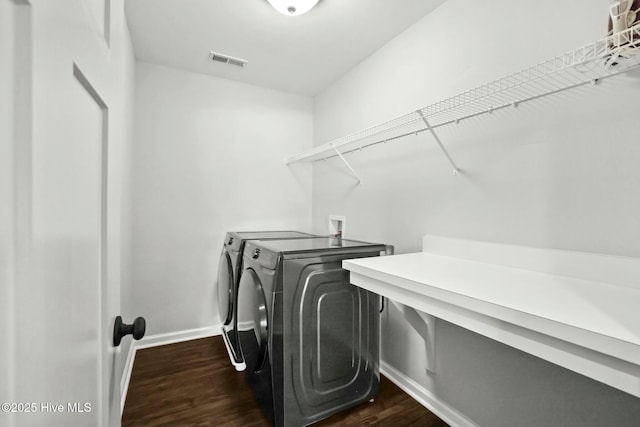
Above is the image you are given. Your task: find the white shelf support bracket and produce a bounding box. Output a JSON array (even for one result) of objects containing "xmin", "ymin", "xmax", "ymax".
[
  {"xmin": 389, "ymin": 299, "xmax": 436, "ymax": 375},
  {"xmin": 417, "ymin": 110, "xmax": 460, "ymax": 175},
  {"xmin": 331, "ymin": 144, "xmax": 362, "ymax": 184}
]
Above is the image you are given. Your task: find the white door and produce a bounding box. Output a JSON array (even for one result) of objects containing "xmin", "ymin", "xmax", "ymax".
[
  {"xmin": 0, "ymin": 1, "xmax": 17, "ymax": 423},
  {"xmin": 1, "ymin": 2, "xmax": 120, "ymax": 427}
]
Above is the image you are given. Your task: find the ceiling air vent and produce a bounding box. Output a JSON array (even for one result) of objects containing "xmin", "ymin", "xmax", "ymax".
[{"xmin": 209, "ymin": 51, "xmax": 248, "ymax": 68}]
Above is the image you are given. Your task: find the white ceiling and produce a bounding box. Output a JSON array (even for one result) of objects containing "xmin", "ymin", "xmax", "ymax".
[{"xmin": 125, "ymin": 0, "xmax": 445, "ymax": 96}]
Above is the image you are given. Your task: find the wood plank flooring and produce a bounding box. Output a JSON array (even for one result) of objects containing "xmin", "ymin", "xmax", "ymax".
[{"xmin": 122, "ymin": 337, "xmax": 448, "ymax": 427}]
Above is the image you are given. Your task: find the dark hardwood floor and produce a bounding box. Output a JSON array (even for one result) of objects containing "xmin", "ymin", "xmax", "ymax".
[{"xmin": 122, "ymin": 337, "xmax": 449, "ymax": 427}]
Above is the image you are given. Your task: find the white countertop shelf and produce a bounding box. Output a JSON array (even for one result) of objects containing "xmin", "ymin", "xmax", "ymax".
[
  {"xmin": 287, "ymin": 24, "xmax": 640, "ymax": 165},
  {"xmin": 343, "ymin": 236, "xmax": 640, "ymax": 397}
]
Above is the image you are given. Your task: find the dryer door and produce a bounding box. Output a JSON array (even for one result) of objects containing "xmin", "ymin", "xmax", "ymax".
[
  {"xmin": 238, "ymin": 268, "xmax": 269, "ymax": 372},
  {"xmin": 217, "ymin": 248, "xmax": 234, "ymax": 326}
]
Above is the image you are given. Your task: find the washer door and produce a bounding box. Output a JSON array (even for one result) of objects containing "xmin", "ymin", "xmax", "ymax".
[
  {"xmin": 217, "ymin": 248, "xmax": 234, "ymax": 326},
  {"xmin": 238, "ymin": 268, "xmax": 269, "ymax": 372}
]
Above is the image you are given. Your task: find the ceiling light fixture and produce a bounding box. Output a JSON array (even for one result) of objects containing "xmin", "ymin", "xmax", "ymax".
[{"xmin": 266, "ymin": 0, "xmax": 320, "ymax": 16}]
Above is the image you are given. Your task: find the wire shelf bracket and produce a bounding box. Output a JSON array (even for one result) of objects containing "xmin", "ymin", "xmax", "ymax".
[
  {"xmin": 286, "ymin": 24, "xmax": 640, "ymax": 175},
  {"xmin": 331, "ymin": 144, "xmax": 362, "ymax": 184},
  {"xmin": 417, "ymin": 110, "xmax": 459, "ymax": 175}
]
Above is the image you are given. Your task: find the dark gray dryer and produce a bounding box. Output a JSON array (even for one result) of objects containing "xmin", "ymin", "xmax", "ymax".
[
  {"xmin": 217, "ymin": 231, "xmax": 316, "ymax": 371},
  {"xmin": 237, "ymin": 237, "xmax": 391, "ymax": 426}
]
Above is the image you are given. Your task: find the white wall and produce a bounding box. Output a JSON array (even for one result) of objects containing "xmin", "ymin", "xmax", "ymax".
[
  {"xmin": 313, "ymin": 0, "xmax": 640, "ymax": 425},
  {"xmin": 132, "ymin": 62, "xmax": 313, "ymax": 335}
]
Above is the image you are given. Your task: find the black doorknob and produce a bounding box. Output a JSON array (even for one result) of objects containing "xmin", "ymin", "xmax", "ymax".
[{"xmin": 113, "ymin": 316, "xmax": 146, "ymax": 347}]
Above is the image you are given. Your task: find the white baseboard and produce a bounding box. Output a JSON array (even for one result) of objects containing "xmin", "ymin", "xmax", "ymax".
[
  {"xmin": 120, "ymin": 325, "xmax": 221, "ymax": 413},
  {"xmin": 134, "ymin": 325, "xmax": 221, "ymax": 350},
  {"xmin": 120, "ymin": 342, "xmax": 136, "ymax": 413},
  {"xmin": 381, "ymin": 361, "xmax": 479, "ymax": 427}
]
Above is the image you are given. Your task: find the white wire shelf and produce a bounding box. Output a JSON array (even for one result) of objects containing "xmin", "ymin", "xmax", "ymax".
[{"xmin": 286, "ymin": 24, "xmax": 640, "ymax": 168}]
